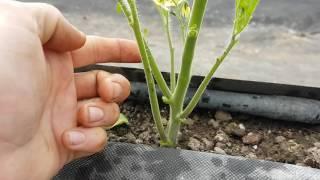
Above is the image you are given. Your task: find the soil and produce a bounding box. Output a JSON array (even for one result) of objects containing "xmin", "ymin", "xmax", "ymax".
[{"xmin": 109, "ymin": 100, "xmax": 320, "ymax": 169}]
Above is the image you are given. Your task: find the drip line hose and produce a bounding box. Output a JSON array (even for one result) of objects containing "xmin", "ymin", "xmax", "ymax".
[{"xmin": 130, "ymin": 82, "xmax": 320, "ymax": 124}]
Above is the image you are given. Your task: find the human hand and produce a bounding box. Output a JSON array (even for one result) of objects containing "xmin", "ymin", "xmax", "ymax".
[{"xmin": 0, "ymin": 1, "xmax": 140, "ymax": 179}]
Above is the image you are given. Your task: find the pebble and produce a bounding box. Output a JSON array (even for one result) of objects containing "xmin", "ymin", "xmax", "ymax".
[
  {"xmin": 214, "ymin": 147, "xmax": 226, "ymax": 154},
  {"xmin": 125, "ymin": 133, "xmax": 137, "ymax": 143},
  {"xmin": 252, "ymin": 145, "xmax": 258, "ymax": 150},
  {"xmin": 215, "ymin": 142, "xmax": 227, "ymax": 149},
  {"xmin": 214, "ymin": 110, "xmax": 232, "ymax": 121},
  {"xmin": 239, "ymin": 123, "xmax": 246, "ymax": 130},
  {"xmin": 184, "ymin": 118, "xmax": 195, "ymax": 126},
  {"xmin": 192, "ymin": 134, "xmax": 202, "ymax": 139},
  {"xmin": 232, "ymin": 128, "xmax": 246, "ymax": 137},
  {"xmin": 241, "ymin": 146, "xmax": 250, "ymax": 153},
  {"xmin": 226, "ymin": 142, "xmax": 232, "ymax": 147},
  {"xmin": 275, "ymin": 136, "xmax": 286, "ymax": 143},
  {"xmin": 245, "ymin": 152, "xmax": 257, "ymax": 159},
  {"xmin": 287, "ymin": 140, "xmax": 301, "ymax": 153},
  {"xmin": 225, "ymin": 123, "xmax": 237, "ymax": 134},
  {"xmin": 187, "ymin": 137, "xmax": 202, "ymax": 151},
  {"xmin": 208, "ymin": 119, "xmax": 219, "ymax": 129},
  {"xmin": 193, "ymin": 114, "xmax": 200, "ymax": 121},
  {"xmin": 136, "ymin": 113, "xmax": 141, "ymax": 119},
  {"xmin": 314, "ymin": 142, "xmax": 320, "ymax": 148},
  {"xmin": 140, "ymin": 122, "xmax": 150, "ymax": 131},
  {"xmin": 201, "ymin": 138, "xmax": 214, "ymax": 150},
  {"xmin": 214, "ymin": 131, "xmax": 229, "ymax": 143},
  {"xmin": 225, "ymin": 123, "xmax": 246, "ymax": 137},
  {"xmin": 138, "ymin": 131, "xmax": 150, "ymax": 141},
  {"xmin": 242, "ymin": 132, "xmax": 262, "ymax": 145}
]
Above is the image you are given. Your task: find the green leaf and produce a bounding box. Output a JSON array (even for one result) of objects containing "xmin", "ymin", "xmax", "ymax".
[
  {"xmin": 116, "ymin": 2, "xmax": 123, "ymax": 14},
  {"xmin": 233, "ymin": 0, "xmax": 260, "ymax": 36},
  {"xmin": 104, "ymin": 113, "xmax": 129, "ymax": 130}
]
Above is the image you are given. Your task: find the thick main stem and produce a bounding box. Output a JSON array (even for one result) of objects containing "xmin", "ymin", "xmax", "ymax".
[
  {"xmin": 126, "ymin": 0, "xmax": 167, "ymax": 142},
  {"xmin": 167, "ymin": 0, "xmax": 208, "ymax": 145}
]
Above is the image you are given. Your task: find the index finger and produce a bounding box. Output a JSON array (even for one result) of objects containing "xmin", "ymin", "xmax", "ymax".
[{"xmin": 71, "ymin": 36, "xmax": 141, "ymax": 68}]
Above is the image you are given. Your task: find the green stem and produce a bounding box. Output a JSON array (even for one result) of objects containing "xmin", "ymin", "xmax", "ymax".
[
  {"xmin": 126, "ymin": 0, "xmax": 167, "ymax": 142},
  {"xmin": 145, "ymin": 42, "xmax": 171, "ymax": 98},
  {"xmin": 167, "ymin": 0, "xmax": 208, "ymax": 145},
  {"xmin": 118, "ymin": 0, "xmax": 132, "ymax": 24},
  {"xmin": 180, "ymin": 35, "xmax": 238, "ymax": 118},
  {"xmin": 164, "ymin": 15, "xmax": 176, "ymax": 91}
]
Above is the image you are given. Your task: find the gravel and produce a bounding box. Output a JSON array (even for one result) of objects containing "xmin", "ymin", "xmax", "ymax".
[
  {"xmin": 242, "ymin": 132, "xmax": 263, "ymax": 145},
  {"xmin": 109, "ymin": 101, "xmax": 320, "ymax": 169},
  {"xmin": 214, "ymin": 110, "xmax": 233, "ymax": 121}
]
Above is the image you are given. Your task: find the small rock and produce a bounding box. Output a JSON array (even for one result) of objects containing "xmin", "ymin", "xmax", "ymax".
[
  {"xmin": 242, "ymin": 132, "xmax": 262, "ymax": 145},
  {"xmin": 188, "ymin": 137, "xmax": 202, "ymax": 151},
  {"xmin": 136, "ymin": 113, "xmax": 141, "ymax": 119},
  {"xmin": 232, "ymin": 128, "xmax": 246, "ymax": 137},
  {"xmin": 140, "ymin": 122, "xmax": 150, "ymax": 131},
  {"xmin": 241, "ymin": 146, "xmax": 250, "ymax": 153},
  {"xmin": 208, "ymin": 119, "xmax": 219, "ymax": 129},
  {"xmin": 284, "ymin": 131, "xmax": 294, "ymax": 139},
  {"xmin": 252, "ymin": 145, "xmax": 258, "ymax": 150},
  {"xmin": 215, "ymin": 142, "xmax": 226, "ymax": 149},
  {"xmin": 125, "ymin": 133, "xmax": 136, "ymax": 143},
  {"xmin": 245, "ymin": 152, "xmax": 257, "ymax": 159},
  {"xmin": 214, "ymin": 130, "xmax": 229, "ymax": 143},
  {"xmin": 314, "ymin": 142, "xmax": 320, "ymax": 148},
  {"xmin": 225, "ymin": 123, "xmax": 246, "ymax": 137},
  {"xmin": 192, "ymin": 114, "xmax": 200, "ymax": 121},
  {"xmin": 304, "ymin": 158, "xmax": 319, "ymax": 168},
  {"xmin": 135, "ymin": 139, "xmax": 143, "ymax": 144},
  {"xmin": 138, "ymin": 131, "xmax": 150, "ymax": 141},
  {"xmin": 214, "ymin": 147, "xmax": 226, "ymax": 154},
  {"xmin": 287, "ymin": 140, "xmax": 301, "ymax": 153},
  {"xmin": 275, "ymin": 136, "xmax": 286, "ymax": 143},
  {"xmin": 239, "ymin": 123, "xmax": 246, "ymax": 130},
  {"xmin": 192, "ymin": 134, "xmax": 201, "ymax": 139},
  {"xmin": 201, "ymin": 138, "xmax": 214, "ymax": 150},
  {"xmin": 279, "ymin": 142, "xmax": 288, "ymax": 151},
  {"xmin": 184, "ymin": 118, "xmax": 195, "ymax": 126},
  {"xmin": 225, "ymin": 123, "xmax": 237, "ymax": 134},
  {"xmin": 215, "ymin": 110, "xmax": 232, "ymax": 121}
]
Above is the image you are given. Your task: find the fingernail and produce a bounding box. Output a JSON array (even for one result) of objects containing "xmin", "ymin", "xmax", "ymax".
[
  {"xmin": 68, "ymin": 131, "xmax": 86, "ymax": 145},
  {"xmin": 112, "ymin": 82, "xmax": 122, "ymax": 100},
  {"xmin": 88, "ymin": 106, "xmax": 104, "ymax": 122}
]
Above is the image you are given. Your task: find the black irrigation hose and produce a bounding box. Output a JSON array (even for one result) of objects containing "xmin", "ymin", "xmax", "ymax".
[
  {"xmin": 54, "ymin": 142, "xmax": 320, "ymax": 180},
  {"xmin": 130, "ymin": 82, "xmax": 320, "ymax": 124}
]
